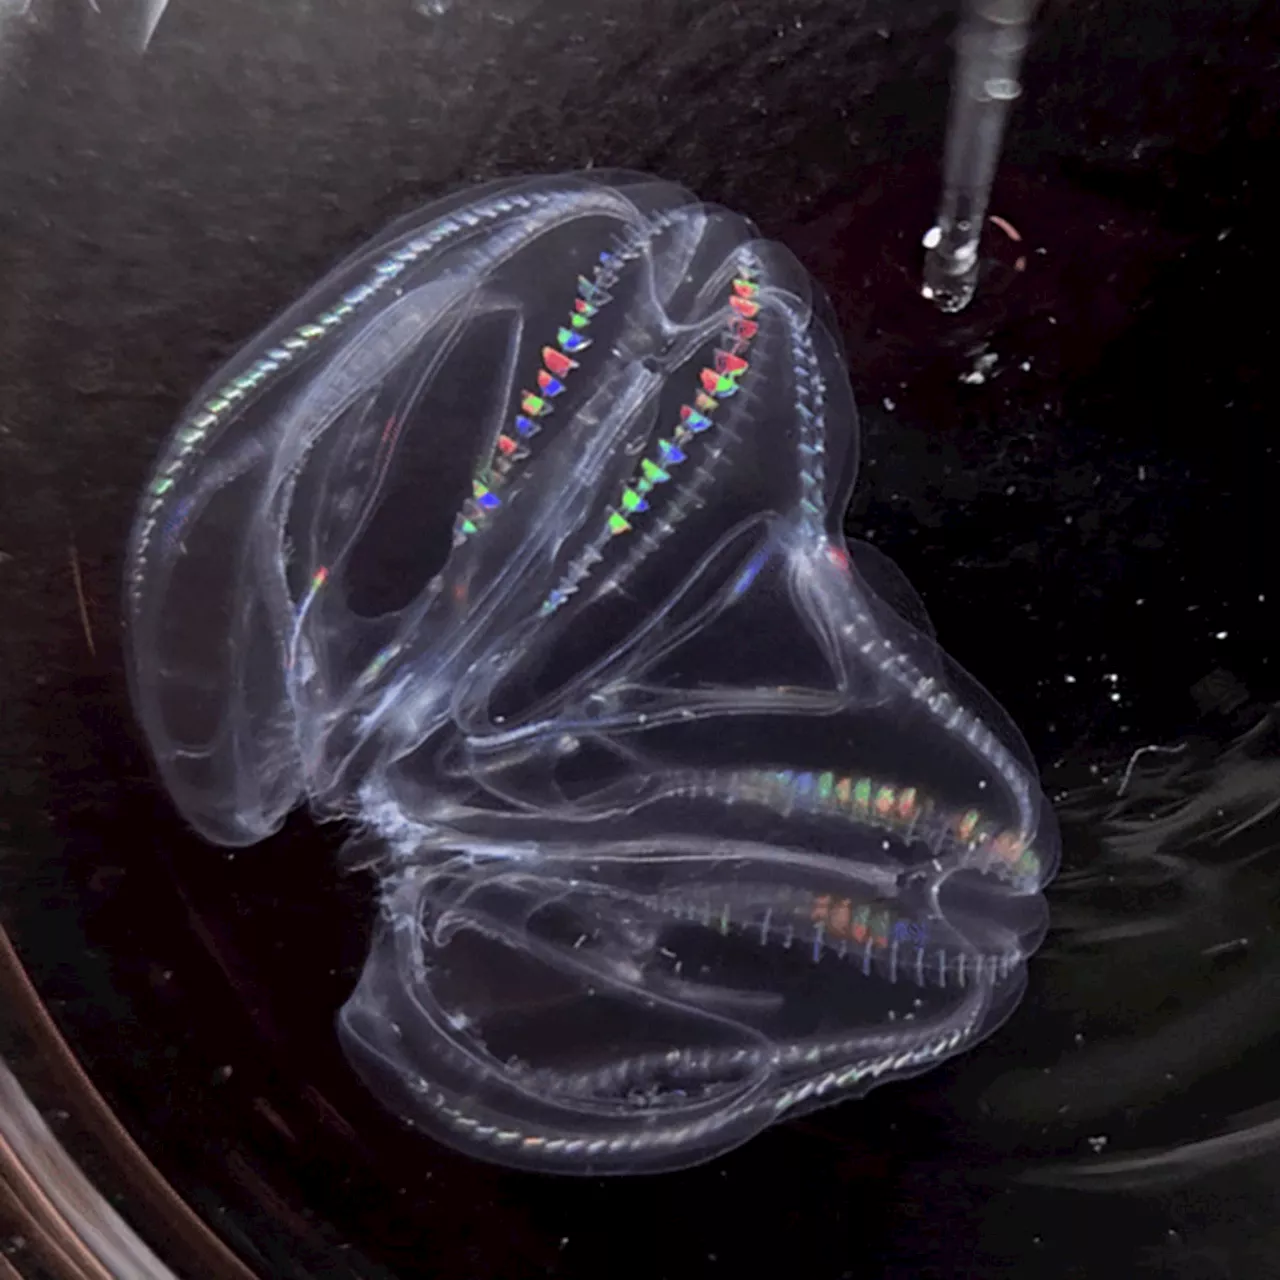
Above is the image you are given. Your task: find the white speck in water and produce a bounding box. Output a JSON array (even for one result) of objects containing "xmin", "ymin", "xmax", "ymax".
[
  {"xmin": 1064, "ymin": 674, "xmax": 1077, "ymax": 683},
  {"xmin": 960, "ymin": 352, "xmax": 999, "ymax": 386},
  {"xmin": 1215, "ymin": 630, "xmax": 1228, "ymax": 640},
  {"xmin": 883, "ymin": 397, "xmax": 896, "ymax": 411}
]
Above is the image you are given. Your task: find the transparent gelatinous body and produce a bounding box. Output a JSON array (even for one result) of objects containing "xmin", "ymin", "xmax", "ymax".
[{"xmin": 125, "ymin": 172, "xmax": 1060, "ymax": 1175}]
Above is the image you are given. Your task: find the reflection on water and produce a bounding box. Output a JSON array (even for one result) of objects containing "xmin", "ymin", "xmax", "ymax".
[{"xmin": 986, "ymin": 704, "xmax": 1280, "ymax": 1192}]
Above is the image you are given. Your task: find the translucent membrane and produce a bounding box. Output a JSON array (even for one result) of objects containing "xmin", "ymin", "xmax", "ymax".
[{"xmin": 126, "ymin": 171, "xmax": 1059, "ymax": 1174}]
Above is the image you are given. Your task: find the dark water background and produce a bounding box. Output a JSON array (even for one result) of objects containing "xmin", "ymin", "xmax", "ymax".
[{"xmin": 1, "ymin": 0, "xmax": 1278, "ymax": 1276}]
